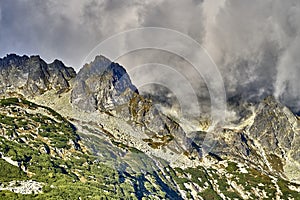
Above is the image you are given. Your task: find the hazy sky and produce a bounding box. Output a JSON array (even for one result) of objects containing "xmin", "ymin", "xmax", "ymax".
[{"xmin": 0, "ymin": 0, "xmax": 299, "ymax": 112}]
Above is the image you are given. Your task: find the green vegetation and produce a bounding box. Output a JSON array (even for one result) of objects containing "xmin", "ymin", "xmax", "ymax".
[
  {"xmin": 111, "ymin": 140, "xmax": 143, "ymax": 153},
  {"xmin": 225, "ymin": 161, "xmax": 278, "ymax": 199},
  {"xmin": 0, "ymin": 98, "xmax": 179, "ymax": 199},
  {"xmin": 0, "ymin": 98, "xmax": 299, "ymax": 199},
  {"xmin": 0, "ymin": 159, "xmax": 27, "ymax": 182},
  {"xmin": 277, "ymin": 179, "xmax": 300, "ymax": 199},
  {"xmin": 167, "ymin": 166, "xmax": 222, "ymax": 199}
]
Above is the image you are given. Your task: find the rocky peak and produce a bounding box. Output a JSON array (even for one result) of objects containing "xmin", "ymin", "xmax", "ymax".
[
  {"xmin": 249, "ymin": 96, "xmax": 299, "ymax": 169},
  {"xmin": 0, "ymin": 54, "xmax": 76, "ymax": 97},
  {"xmin": 71, "ymin": 55, "xmax": 189, "ymax": 153},
  {"xmin": 250, "ymin": 96, "xmax": 295, "ymax": 146},
  {"xmin": 78, "ymin": 55, "xmax": 137, "ymax": 93},
  {"xmin": 71, "ymin": 55, "xmax": 137, "ymax": 112},
  {"xmin": 0, "ymin": 54, "xmax": 29, "ymax": 67}
]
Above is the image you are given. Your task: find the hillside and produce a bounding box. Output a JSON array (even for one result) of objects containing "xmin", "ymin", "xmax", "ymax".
[{"xmin": 0, "ymin": 54, "xmax": 299, "ymax": 199}]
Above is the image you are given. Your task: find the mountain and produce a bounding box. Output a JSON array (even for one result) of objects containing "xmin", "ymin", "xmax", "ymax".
[
  {"xmin": 71, "ymin": 55, "xmax": 138, "ymax": 112},
  {"xmin": 71, "ymin": 55, "xmax": 188, "ymax": 161},
  {"xmin": 0, "ymin": 54, "xmax": 76, "ymax": 97},
  {"xmin": 0, "ymin": 54, "xmax": 299, "ymax": 199}
]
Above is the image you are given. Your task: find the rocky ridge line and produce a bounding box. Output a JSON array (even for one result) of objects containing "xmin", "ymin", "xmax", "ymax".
[{"xmin": 0, "ymin": 54, "xmax": 76, "ymax": 97}]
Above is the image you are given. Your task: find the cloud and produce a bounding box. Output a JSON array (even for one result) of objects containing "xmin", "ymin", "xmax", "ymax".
[
  {"xmin": 275, "ymin": 36, "xmax": 300, "ymax": 112},
  {"xmin": 201, "ymin": 0, "xmax": 300, "ymax": 112},
  {"xmin": 0, "ymin": 0, "xmax": 88, "ymax": 67},
  {"xmin": 0, "ymin": 0, "xmax": 204, "ymax": 67},
  {"xmin": 0, "ymin": 0, "xmax": 299, "ymax": 113},
  {"xmin": 141, "ymin": 0, "xmax": 205, "ymax": 42}
]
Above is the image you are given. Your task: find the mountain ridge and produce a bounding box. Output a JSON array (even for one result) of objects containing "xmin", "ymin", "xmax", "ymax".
[
  {"xmin": 0, "ymin": 53, "xmax": 300, "ymax": 199},
  {"xmin": 0, "ymin": 54, "xmax": 76, "ymax": 97}
]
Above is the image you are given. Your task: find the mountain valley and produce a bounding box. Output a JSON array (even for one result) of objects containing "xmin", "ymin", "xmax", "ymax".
[{"xmin": 0, "ymin": 54, "xmax": 299, "ymax": 200}]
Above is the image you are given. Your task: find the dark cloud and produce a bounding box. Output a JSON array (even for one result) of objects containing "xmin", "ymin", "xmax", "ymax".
[
  {"xmin": 0, "ymin": 0, "xmax": 299, "ymax": 113},
  {"xmin": 0, "ymin": 0, "xmax": 88, "ymax": 67}
]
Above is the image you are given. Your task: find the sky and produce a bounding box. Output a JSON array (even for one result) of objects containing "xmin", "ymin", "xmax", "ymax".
[{"xmin": 0, "ymin": 0, "xmax": 300, "ymax": 113}]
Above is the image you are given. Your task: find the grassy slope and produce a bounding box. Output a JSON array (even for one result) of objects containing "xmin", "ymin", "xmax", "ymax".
[{"xmin": 0, "ymin": 98, "xmax": 299, "ymax": 199}]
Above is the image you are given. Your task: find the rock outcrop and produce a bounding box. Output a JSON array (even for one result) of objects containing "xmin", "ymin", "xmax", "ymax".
[
  {"xmin": 0, "ymin": 54, "xmax": 76, "ymax": 97},
  {"xmin": 248, "ymin": 96, "xmax": 300, "ymax": 181},
  {"xmin": 71, "ymin": 55, "xmax": 137, "ymax": 112},
  {"xmin": 208, "ymin": 96, "xmax": 300, "ymax": 181},
  {"xmin": 250, "ymin": 96, "xmax": 299, "ymax": 159}
]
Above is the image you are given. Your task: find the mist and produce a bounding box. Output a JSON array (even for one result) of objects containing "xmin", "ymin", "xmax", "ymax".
[
  {"xmin": 202, "ymin": 0, "xmax": 300, "ymax": 113},
  {"xmin": 0, "ymin": 0, "xmax": 299, "ymax": 113}
]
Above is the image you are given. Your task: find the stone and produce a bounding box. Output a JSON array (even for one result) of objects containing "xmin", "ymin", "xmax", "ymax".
[
  {"xmin": 0, "ymin": 54, "xmax": 76, "ymax": 97},
  {"xmin": 71, "ymin": 55, "xmax": 137, "ymax": 112}
]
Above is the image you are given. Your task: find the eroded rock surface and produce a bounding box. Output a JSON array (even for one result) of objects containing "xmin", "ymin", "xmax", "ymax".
[
  {"xmin": 0, "ymin": 54, "xmax": 76, "ymax": 97},
  {"xmin": 71, "ymin": 55, "xmax": 137, "ymax": 112}
]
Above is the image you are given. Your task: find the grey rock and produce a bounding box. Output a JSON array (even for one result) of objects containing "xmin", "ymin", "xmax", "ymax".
[
  {"xmin": 71, "ymin": 55, "xmax": 137, "ymax": 112},
  {"xmin": 249, "ymin": 96, "xmax": 299, "ymax": 161},
  {"xmin": 0, "ymin": 54, "xmax": 76, "ymax": 97}
]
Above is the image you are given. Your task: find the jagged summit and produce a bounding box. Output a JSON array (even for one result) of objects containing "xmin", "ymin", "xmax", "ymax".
[
  {"xmin": 78, "ymin": 55, "xmax": 138, "ymax": 93},
  {"xmin": 0, "ymin": 54, "xmax": 76, "ymax": 97},
  {"xmin": 0, "ymin": 54, "xmax": 29, "ymax": 66},
  {"xmin": 0, "ymin": 54, "xmax": 139, "ymax": 113},
  {"xmin": 71, "ymin": 55, "xmax": 138, "ymax": 112},
  {"xmin": 249, "ymin": 95, "xmax": 299, "ymax": 165}
]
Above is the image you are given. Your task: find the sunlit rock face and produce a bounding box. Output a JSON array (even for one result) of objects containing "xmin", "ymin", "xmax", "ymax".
[
  {"xmin": 249, "ymin": 97, "xmax": 300, "ymax": 178},
  {"xmin": 0, "ymin": 54, "xmax": 76, "ymax": 97},
  {"xmin": 71, "ymin": 55, "xmax": 138, "ymax": 112},
  {"xmin": 250, "ymin": 96, "xmax": 298, "ymax": 156}
]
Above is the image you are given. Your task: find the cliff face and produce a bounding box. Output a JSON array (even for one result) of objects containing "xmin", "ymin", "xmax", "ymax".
[
  {"xmin": 0, "ymin": 54, "xmax": 76, "ymax": 97},
  {"xmin": 248, "ymin": 97, "xmax": 300, "ymax": 180},
  {"xmin": 250, "ymin": 97, "xmax": 299, "ymax": 159},
  {"xmin": 71, "ymin": 55, "xmax": 137, "ymax": 112}
]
